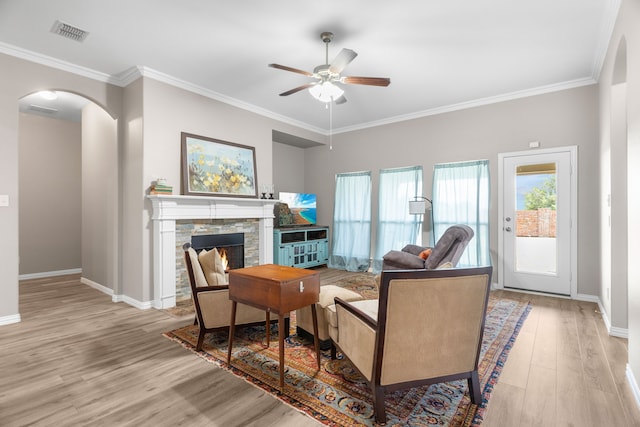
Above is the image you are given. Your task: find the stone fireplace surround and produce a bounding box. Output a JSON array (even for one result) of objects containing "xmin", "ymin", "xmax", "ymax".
[{"xmin": 149, "ymin": 195, "xmax": 278, "ymax": 309}]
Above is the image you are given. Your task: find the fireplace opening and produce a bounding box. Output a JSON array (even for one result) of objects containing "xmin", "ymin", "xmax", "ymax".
[{"xmin": 191, "ymin": 232, "xmax": 244, "ymax": 271}]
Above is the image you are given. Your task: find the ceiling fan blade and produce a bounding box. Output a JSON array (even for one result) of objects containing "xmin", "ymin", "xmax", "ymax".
[
  {"xmin": 329, "ymin": 49, "xmax": 358, "ymax": 74},
  {"xmin": 334, "ymin": 95, "xmax": 347, "ymax": 105},
  {"xmin": 341, "ymin": 76, "xmax": 391, "ymax": 87},
  {"xmin": 268, "ymin": 63, "xmax": 314, "ymax": 77},
  {"xmin": 279, "ymin": 83, "xmax": 317, "ymax": 96}
]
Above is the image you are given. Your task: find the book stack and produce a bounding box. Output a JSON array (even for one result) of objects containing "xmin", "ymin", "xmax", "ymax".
[{"xmin": 150, "ymin": 182, "xmax": 173, "ymax": 195}]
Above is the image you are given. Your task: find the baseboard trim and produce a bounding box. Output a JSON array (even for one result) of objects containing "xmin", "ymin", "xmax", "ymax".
[
  {"xmin": 574, "ymin": 293, "xmax": 600, "ymax": 303},
  {"xmin": 121, "ymin": 295, "xmax": 153, "ymax": 310},
  {"xmin": 19, "ymin": 268, "xmax": 82, "ymax": 280},
  {"xmin": 0, "ymin": 313, "xmax": 21, "ymax": 325},
  {"xmin": 627, "ymin": 364, "xmax": 640, "ymax": 411},
  {"xmin": 80, "ymin": 278, "xmax": 153, "ymax": 309},
  {"xmin": 80, "ymin": 277, "xmax": 114, "ymax": 296},
  {"xmin": 594, "ymin": 298, "xmax": 629, "ymax": 338}
]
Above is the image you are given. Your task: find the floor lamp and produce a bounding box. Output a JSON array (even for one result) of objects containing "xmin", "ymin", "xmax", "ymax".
[{"xmin": 409, "ymin": 196, "xmax": 436, "ymax": 246}]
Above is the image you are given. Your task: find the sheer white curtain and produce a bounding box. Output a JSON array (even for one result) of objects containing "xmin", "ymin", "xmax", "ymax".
[
  {"xmin": 329, "ymin": 171, "xmax": 372, "ymax": 271},
  {"xmin": 373, "ymin": 166, "xmax": 423, "ymax": 272},
  {"xmin": 432, "ymin": 160, "xmax": 490, "ymax": 267}
]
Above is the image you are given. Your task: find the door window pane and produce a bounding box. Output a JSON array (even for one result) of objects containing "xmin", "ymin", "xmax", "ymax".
[{"xmin": 515, "ymin": 162, "xmax": 557, "ymax": 274}]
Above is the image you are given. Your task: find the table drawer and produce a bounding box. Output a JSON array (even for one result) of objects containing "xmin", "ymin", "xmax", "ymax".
[
  {"xmin": 228, "ymin": 265, "xmax": 320, "ymax": 314},
  {"xmin": 278, "ymin": 275, "xmax": 319, "ymax": 312}
]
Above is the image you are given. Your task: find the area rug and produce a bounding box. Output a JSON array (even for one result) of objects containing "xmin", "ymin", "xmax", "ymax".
[{"xmin": 163, "ymin": 291, "xmax": 530, "ymax": 426}]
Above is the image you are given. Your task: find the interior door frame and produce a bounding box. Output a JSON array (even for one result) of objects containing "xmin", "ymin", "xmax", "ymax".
[{"xmin": 497, "ymin": 146, "xmax": 578, "ymax": 297}]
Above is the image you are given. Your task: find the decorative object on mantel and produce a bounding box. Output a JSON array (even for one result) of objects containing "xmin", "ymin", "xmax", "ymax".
[
  {"xmin": 260, "ymin": 184, "xmax": 275, "ymax": 199},
  {"xmin": 181, "ymin": 132, "xmax": 258, "ymax": 198},
  {"xmin": 150, "ymin": 178, "xmax": 173, "ymax": 195}
]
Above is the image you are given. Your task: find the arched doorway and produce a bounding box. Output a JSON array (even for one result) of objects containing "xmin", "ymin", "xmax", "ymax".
[{"xmin": 18, "ymin": 90, "xmax": 119, "ymax": 303}]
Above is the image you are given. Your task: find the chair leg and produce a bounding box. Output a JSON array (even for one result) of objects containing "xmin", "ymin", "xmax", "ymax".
[
  {"xmin": 196, "ymin": 328, "xmax": 206, "ymax": 351},
  {"xmin": 193, "ymin": 316, "xmax": 198, "ymax": 326},
  {"xmin": 372, "ymin": 385, "xmax": 387, "ymax": 423},
  {"xmin": 468, "ymin": 370, "xmax": 482, "ymax": 404},
  {"xmin": 330, "ymin": 341, "xmax": 337, "ymax": 360},
  {"xmin": 284, "ymin": 316, "xmax": 291, "ymax": 338}
]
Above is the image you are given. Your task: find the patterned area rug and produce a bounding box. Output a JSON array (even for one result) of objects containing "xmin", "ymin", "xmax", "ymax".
[{"xmin": 163, "ymin": 273, "xmax": 530, "ymax": 426}]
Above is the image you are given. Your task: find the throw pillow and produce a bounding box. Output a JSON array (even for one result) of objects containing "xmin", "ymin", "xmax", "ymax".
[
  {"xmin": 187, "ymin": 247, "xmax": 209, "ymax": 287},
  {"xmin": 199, "ymin": 248, "xmax": 227, "ymax": 286},
  {"xmin": 419, "ymin": 248, "xmax": 432, "ymax": 260}
]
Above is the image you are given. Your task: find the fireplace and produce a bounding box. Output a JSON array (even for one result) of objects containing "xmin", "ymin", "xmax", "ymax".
[
  {"xmin": 149, "ymin": 195, "xmax": 278, "ymax": 309},
  {"xmin": 191, "ymin": 232, "xmax": 245, "ymax": 271}
]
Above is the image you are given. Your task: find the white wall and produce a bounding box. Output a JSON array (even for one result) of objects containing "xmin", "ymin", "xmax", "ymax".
[
  {"xmin": 599, "ymin": 0, "xmax": 640, "ymax": 395},
  {"xmin": 18, "ymin": 113, "xmax": 81, "ymax": 275},
  {"xmin": 304, "ymin": 85, "xmax": 600, "ymax": 296}
]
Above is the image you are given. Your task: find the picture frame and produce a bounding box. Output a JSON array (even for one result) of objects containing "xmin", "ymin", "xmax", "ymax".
[{"xmin": 181, "ymin": 132, "xmax": 258, "ymax": 198}]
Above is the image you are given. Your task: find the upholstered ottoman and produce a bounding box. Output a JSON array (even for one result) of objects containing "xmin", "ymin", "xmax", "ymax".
[{"xmin": 296, "ymin": 284, "xmax": 364, "ymax": 348}]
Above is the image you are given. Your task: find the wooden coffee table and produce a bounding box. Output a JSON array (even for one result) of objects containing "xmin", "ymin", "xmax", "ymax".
[{"xmin": 226, "ymin": 264, "xmax": 321, "ymax": 389}]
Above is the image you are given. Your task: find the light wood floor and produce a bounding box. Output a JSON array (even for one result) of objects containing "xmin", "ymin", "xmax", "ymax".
[
  {"xmin": 1, "ymin": 272, "xmax": 639, "ymax": 426},
  {"xmin": 483, "ymin": 290, "xmax": 640, "ymax": 427}
]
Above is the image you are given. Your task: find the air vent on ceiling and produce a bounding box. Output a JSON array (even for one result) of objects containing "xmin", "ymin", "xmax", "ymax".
[
  {"xmin": 51, "ymin": 20, "xmax": 89, "ymax": 42},
  {"xmin": 28, "ymin": 104, "xmax": 59, "ymax": 114}
]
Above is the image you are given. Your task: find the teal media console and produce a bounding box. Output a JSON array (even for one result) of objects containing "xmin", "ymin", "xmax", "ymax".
[{"xmin": 273, "ymin": 226, "xmax": 329, "ymax": 268}]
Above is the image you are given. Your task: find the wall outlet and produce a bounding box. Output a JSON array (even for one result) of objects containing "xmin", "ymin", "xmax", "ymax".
[
  {"xmin": 0, "ymin": 194, "xmax": 9, "ymax": 207},
  {"xmin": 529, "ymin": 141, "xmax": 540, "ymax": 148}
]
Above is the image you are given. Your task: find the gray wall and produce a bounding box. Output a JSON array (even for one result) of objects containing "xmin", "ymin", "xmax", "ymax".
[
  {"xmin": 18, "ymin": 113, "xmax": 81, "ymax": 275},
  {"xmin": 81, "ymin": 103, "xmax": 118, "ymax": 290},
  {"xmin": 136, "ymin": 77, "xmax": 323, "ymax": 304},
  {"xmin": 0, "ymin": 52, "xmax": 122, "ymax": 323},
  {"xmin": 273, "ymin": 142, "xmax": 306, "ymax": 195},
  {"xmin": 304, "ymin": 85, "xmax": 600, "ymax": 297}
]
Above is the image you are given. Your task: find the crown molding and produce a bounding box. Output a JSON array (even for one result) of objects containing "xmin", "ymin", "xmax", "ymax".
[
  {"xmin": 0, "ymin": 40, "xmax": 603, "ymax": 136},
  {"xmin": 333, "ymin": 77, "xmax": 597, "ymax": 134},
  {"xmin": 136, "ymin": 66, "xmax": 326, "ymax": 134},
  {"xmin": 0, "ymin": 41, "xmax": 119, "ymax": 85}
]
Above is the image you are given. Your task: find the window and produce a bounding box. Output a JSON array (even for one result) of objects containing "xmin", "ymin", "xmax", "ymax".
[
  {"xmin": 373, "ymin": 166, "xmax": 423, "ymax": 272},
  {"xmin": 432, "ymin": 160, "xmax": 490, "ymax": 266},
  {"xmin": 329, "ymin": 171, "xmax": 372, "ymax": 271}
]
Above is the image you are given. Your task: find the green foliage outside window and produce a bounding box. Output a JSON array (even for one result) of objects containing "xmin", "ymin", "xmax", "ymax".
[{"xmin": 524, "ymin": 175, "xmax": 556, "ymax": 210}]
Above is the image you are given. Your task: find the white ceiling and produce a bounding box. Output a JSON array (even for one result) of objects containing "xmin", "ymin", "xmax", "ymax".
[{"xmin": 0, "ymin": 0, "xmax": 618, "ymax": 133}]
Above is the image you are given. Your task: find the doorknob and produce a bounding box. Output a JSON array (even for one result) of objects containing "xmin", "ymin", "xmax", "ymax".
[
  {"xmin": 505, "ymin": 217, "xmax": 511, "ymax": 222},
  {"xmin": 505, "ymin": 226, "xmax": 512, "ymax": 232}
]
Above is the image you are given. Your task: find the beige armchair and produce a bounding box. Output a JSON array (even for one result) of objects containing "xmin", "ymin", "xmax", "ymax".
[
  {"xmin": 183, "ymin": 243, "xmax": 284, "ymax": 351},
  {"xmin": 327, "ymin": 266, "xmax": 492, "ymax": 423}
]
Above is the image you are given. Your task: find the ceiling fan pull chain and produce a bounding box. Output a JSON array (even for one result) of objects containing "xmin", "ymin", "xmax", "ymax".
[{"xmin": 329, "ymin": 101, "xmax": 333, "ymax": 150}]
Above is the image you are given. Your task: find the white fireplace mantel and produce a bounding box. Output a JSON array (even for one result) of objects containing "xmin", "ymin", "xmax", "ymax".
[{"xmin": 148, "ymin": 195, "xmax": 278, "ymax": 309}]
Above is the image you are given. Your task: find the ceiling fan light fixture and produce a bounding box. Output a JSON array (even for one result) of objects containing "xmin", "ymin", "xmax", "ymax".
[{"xmin": 309, "ymin": 81, "xmax": 344, "ymax": 103}]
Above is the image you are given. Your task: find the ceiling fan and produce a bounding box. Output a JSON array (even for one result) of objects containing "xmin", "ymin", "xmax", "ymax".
[{"xmin": 268, "ymin": 32, "xmax": 391, "ymax": 104}]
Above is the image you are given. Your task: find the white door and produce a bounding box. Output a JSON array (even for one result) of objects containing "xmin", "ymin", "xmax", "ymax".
[{"xmin": 499, "ymin": 147, "xmax": 576, "ymax": 295}]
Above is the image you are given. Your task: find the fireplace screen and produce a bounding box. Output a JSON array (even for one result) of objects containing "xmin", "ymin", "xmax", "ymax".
[{"xmin": 191, "ymin": 233, "xmax": 244, "ymax": 271}]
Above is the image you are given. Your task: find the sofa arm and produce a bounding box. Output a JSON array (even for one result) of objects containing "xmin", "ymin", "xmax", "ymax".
[{"xmin": 382, "ymin": 250, "xmax": 426, "ymax": 269}]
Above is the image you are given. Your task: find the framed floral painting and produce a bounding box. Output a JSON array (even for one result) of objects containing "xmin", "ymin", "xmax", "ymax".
[{"xmin": 181, "ymin": 132, "xmax": 258, "ymax": 198}]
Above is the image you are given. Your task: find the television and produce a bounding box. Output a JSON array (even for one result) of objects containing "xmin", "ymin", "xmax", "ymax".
[{"xmin": 278, "ymin": 192, "xmax": 317, "ymax": 226}]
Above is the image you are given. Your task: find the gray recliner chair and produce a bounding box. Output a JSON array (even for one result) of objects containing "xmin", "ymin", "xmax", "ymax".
[{"xmin": 382, "ymin": 224, "xmax": 474, "ymax": 270}]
